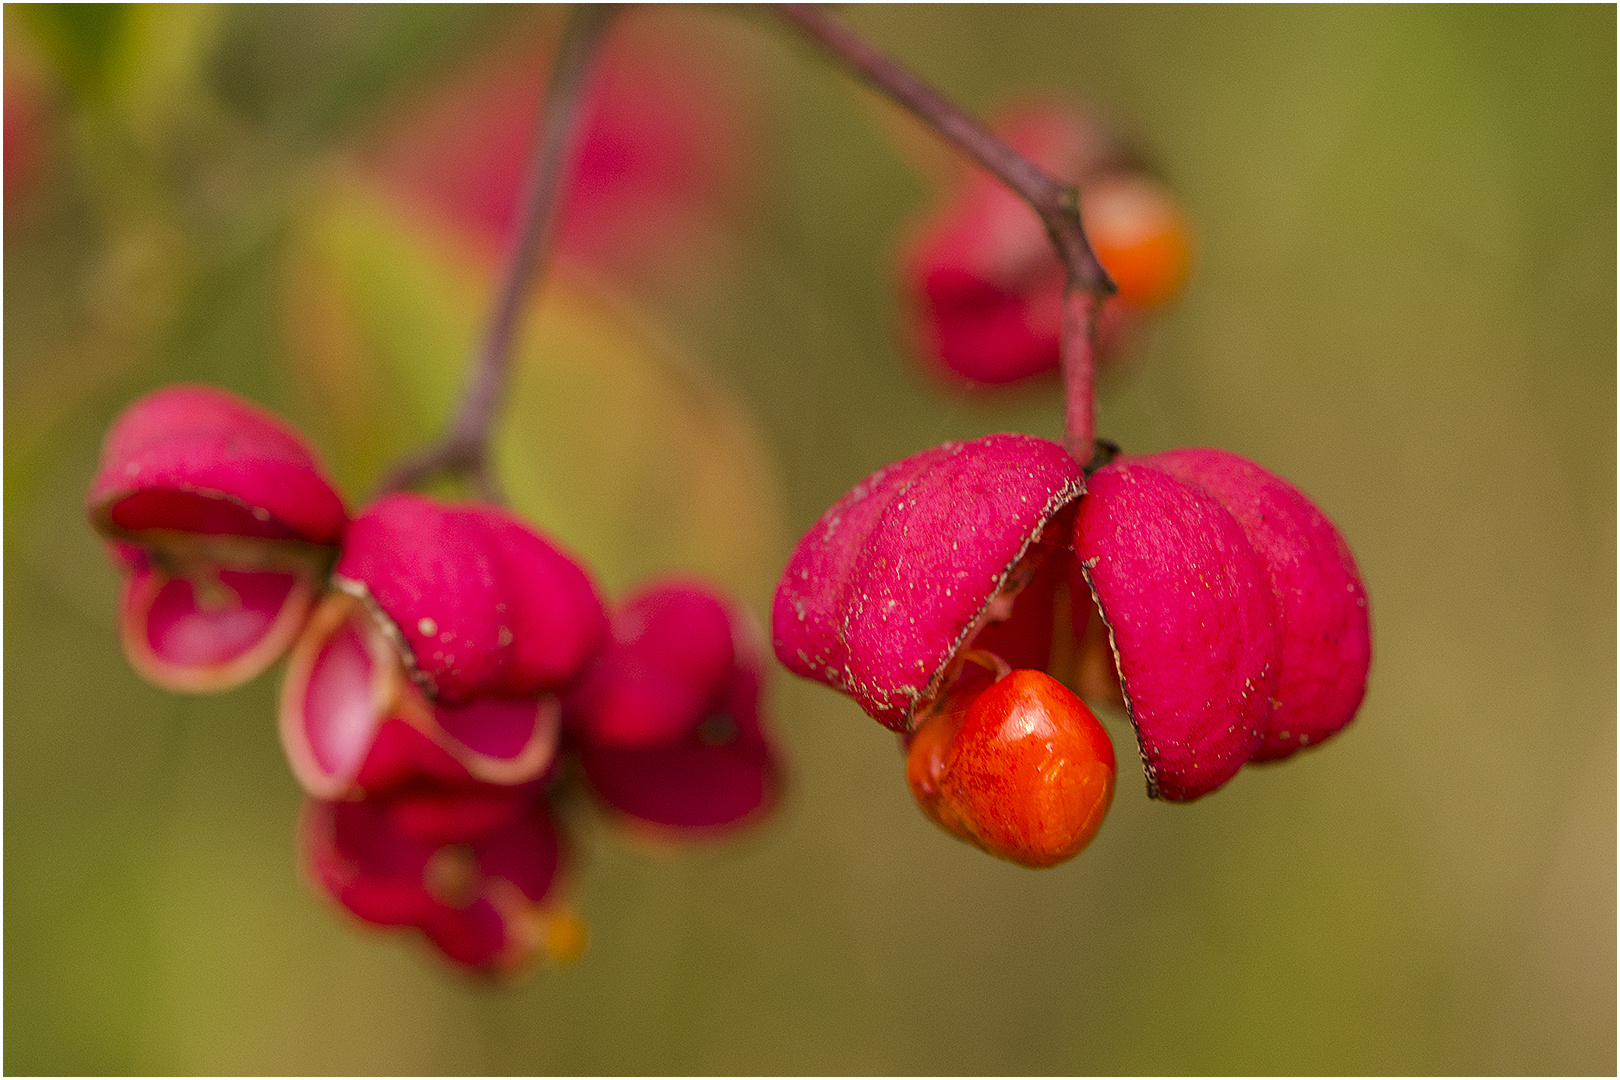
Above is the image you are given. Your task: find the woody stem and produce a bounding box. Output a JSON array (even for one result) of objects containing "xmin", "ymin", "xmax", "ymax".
[
  {"xmin": 773, "ymin": 2, "xmax": 1114, "ymax": 463},
  {"xmin": 373, "ymin": 4, "xmax": 616, "ymax": 501}
]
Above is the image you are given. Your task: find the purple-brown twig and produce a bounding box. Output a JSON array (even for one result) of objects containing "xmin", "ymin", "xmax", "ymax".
[
  {"xmin": 773, "ymin": 3, "xmax": 1116, "ymax": 464},
  {"xmin": 373, "ymin": 4, "xmax": 617, "ymax": 502}
]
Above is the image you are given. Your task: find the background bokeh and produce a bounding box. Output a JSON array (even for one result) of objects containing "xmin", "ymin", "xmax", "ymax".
[{"xmin": 6, "ymin": 4, "xmax": 1614, "ymax": 1073}]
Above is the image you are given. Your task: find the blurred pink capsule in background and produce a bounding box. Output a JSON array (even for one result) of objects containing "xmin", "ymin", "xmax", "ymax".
[
  {"xmin": 364, "ymin": 11, "xmax": 759, "ymax": 276},
  {"xmin": 901, "ymin": 101, "xmax": 1191, "ymax": 387},
  {"xmin": 570, "ymin": 579, "xmax": 781, "ymax": 835},
  {"xmin": 301, "ymin": 783, "xmax": 578, "ymax": 973}
]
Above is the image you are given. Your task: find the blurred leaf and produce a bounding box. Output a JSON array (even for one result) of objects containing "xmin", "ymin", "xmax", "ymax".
[
  {"xmin": 106, "ymin": 4, "xmax": 225, "ymax": 140},
  {"xmin": 495, "ymin": 274, "xmax": 786, "ymax": 609},
  {"xmin": 209, "ymin": 5, "xmax": 507, "ymax": 146},
  {"xmin": 281, "ymin": 176, "xmax": 785, "ymax": 607},
  {"xmin": 14, "ymin": 4, "xmax": 223, "ymax": 131},
  {"xmin": 13, "ymin": 3, "xmax": 130, "ymax": 99}
]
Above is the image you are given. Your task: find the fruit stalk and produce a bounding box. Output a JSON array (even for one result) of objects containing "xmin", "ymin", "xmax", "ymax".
[
  {"xmin": 374, "ymin": 4, "xmax": 618, "ymax": 501},
  {"xmin": 774, "ymin": 2, "xmax": 1113, "ymax": 460}
]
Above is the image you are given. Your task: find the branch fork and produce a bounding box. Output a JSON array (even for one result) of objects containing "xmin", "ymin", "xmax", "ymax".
[{"xmin": 773, "ymin": 3, "xmax": 1116, "ymax": 464}]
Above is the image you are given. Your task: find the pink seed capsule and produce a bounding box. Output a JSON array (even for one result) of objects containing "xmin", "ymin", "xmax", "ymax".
[
  {"xmin": 87, "ymin": 384, "xmax": 347, "ymax": 693},
  {"xmin": 278, "ymin": 589, "xmax": 562, "ymax": 799},
  {"xmin": 300, "ymin": 784, "xmax": 578, "ymax": 973},
  {"xmin": 1146, "ymin": 448, "xmax": 1371, "ymax": 762},
  {"xmin": 773, "ymin": 432, "xmax": 1086, "ymax": 733},
  {"xmin": 1073, "ymin": 448, "xmax": 1370, "ymax": 799},
  {"xmin": 278, "ymin": 495, "xmax": 604, "ymax": 799},
  {"xmin": 570, "ymin": 580, "xmax": 781, "ymax": 835},
  {"xmin": 1074, "ymin": 459, "xmax": 1276, "ymax": 800},
  {"xmin": 335, "ymin": 494, "xmax": 607, "ymax": 704},
  {"xmin": 900, "ymin": 102, "xmax": 1192, "ymax": 388}
]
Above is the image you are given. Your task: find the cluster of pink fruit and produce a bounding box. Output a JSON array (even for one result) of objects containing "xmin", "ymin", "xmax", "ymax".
[
  {"xmin": 773, "ymin": 103, "xmax": 1371, "ymax": 868},
  {"xmin": 82, "ymin": 6, "xmax": 1371, "ymax": 968},
  {"xmin": 77, "ymin": 12, "xmax": 787, "ymax": 976},
  {"xmin": 88, "ymin": 385, "xmax": 779, "ymax": 973}
]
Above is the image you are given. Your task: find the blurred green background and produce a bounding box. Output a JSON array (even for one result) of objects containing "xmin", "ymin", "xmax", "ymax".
[{"xmin": 6, "ymin": 4, "xmax": 1614, "ymax": 1073}]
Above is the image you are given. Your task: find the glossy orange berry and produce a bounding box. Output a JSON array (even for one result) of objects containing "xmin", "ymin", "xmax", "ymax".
[
  {"xmin": 1081, "ymin": 173, "xmax": 1192, "ymax": 310},
  {"xmin": 906, "ymin": 668, "xmax": 1116, "ymax": 868}
]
